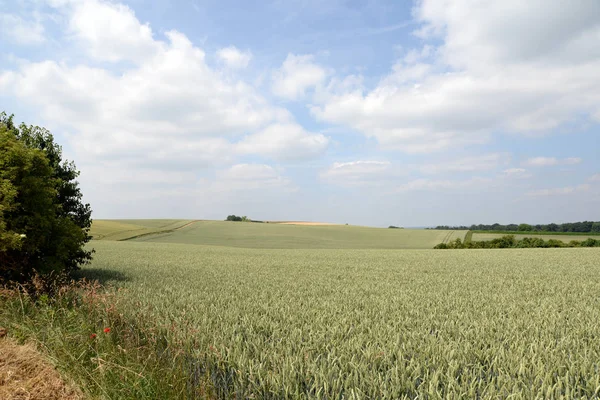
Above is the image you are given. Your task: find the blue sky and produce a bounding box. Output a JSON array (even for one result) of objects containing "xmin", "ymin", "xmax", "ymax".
[{"xmin": 1, "ymin": 0, "xmax": 599, "ymax": 227}]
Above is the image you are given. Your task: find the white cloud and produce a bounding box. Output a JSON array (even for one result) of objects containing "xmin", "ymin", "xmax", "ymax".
[
  {"xmin": 0, "ymin": 13, "xmax": 46, "ymax": 45},
  {"xmin": 311, "ymin": 0, "xmax": 600, "ymax": 152},
  {"xmin": 320, "ymin": 160, "xmax": 395, "ymax": 187},
  {"xmin": 66, "ymin": 0, "xmax": 160, "ymax": 63},
  {"xmin": 271, "ymin": 54, "xmax": 327, "ymax": 100},
  {"xmin": 212, "ymin": 164, "xmax": 295, "ymax": 192},
  {"xmin": 216, "ymin": 46, "xmax": 252, "ymax": 69},
  {"xmin": 418, "ymin": 153, "xmax": 508, "ymax": 174},
  {"xmin": 236, "ymin": 123, "xmax": 329, "ymax": 160},
  {"xmin": 395, "ymin": 177, "xmax": 491, "ymax": 192},
  {"xmin": 526, "ymin": 184, "xmax": 591, "ymax": 197},
  {"xmin": 1, "ymin": 0, "xmax": 326, "ymax": 177},
  {"xmin": 590, "ymin": 174, "xmax": 600, "ymax": 182},
  {"xmin": 524, "ymin": 157, "xmax": 582, "ymax": 167},
  {"xmin": 501, "ymin": 168, "xmax": 531, "ymax": 179}
]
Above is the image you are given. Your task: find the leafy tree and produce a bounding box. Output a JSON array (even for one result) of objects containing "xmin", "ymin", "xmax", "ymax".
[
  {"xmin": 226, "ymin": 215, "xmax": 243, "ymax": 222},
  {"xmin": 518, "ymin": 223, "xmax": 532, "ymax": 231},
  {"xmin": 592, "ymin": 222, "xmax": 600, "ymax": 233},
  {"xmin": 0, "ymin": 112, "xmax": 93, "ymax": 282}
]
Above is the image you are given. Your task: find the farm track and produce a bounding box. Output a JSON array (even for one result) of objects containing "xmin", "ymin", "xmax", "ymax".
[{"xmin": 118, "ymin": 220, "xmax": 201, "ymax": 241}]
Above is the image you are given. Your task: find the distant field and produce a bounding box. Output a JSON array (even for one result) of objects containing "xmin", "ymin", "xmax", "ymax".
[
  {"xmin": 472, "ymin": 232, "xmax": 599, "ymax": 242},
  {"xmin": 90, "ymin": 219, "xmax": 191, "ymax": 241},
  {"xmin": 82, "ymin": 242, "xmax": 600, "ymax": 398},
  {"xmin": 125, "ymin": 220, "xmax": 467, "ymax": 249}
]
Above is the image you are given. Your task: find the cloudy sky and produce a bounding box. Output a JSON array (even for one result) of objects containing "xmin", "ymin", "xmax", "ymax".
[{"xmin": 1, "ymin": 0, "xmax": 599, "ymax": 227}]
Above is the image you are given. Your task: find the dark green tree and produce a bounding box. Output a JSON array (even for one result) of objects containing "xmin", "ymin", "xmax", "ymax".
[{"xmin": 0, "ymin": 112, "xmax": 93, "ymax": 282}]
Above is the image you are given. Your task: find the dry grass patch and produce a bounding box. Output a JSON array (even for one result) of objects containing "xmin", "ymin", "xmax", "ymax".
[{"xmin": 0, "ymin": 337, "xmax": 82, "ymax": 400}]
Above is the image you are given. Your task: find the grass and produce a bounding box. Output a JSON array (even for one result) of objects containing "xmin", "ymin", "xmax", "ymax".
[
  {"xmin": 89, "ymin": 219, "xmax": 192, "ymax": 241},
  {"xmin": 127, "ymin": 220, "xmax": 468, "ymax": 249},
  {"xmin": 472, "ymin": 232, "xmax": 600, "ymax": 242}
]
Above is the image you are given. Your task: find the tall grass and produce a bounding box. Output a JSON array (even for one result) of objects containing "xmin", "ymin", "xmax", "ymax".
[{"xmin": 0, "ymin": 278, "xmax": 214, "ymax": 399}]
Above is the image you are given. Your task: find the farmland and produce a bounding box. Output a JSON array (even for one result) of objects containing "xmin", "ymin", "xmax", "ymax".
[
  {"xmin": 81, "ymin": 240, "xmax": 600, "ymax": 398},
  {"xmin": 92, "ymin": 219, "xmax": 468, "ymax": 249},
  {"xmin": 471, "ymin": 232, "xmax": 600, "ymax": 242}
]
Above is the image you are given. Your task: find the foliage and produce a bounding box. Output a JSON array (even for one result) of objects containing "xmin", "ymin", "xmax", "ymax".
[
  {"xmin": 52, "ymin": 242, "xmax": 600, "ymax": 398},
  {"xmin": 434, "ymin": 220, "xmax": 600, "ymax": 233},
  {"xmin": 388, "ymin": 225, "xmax": 403, "ymax": 229},
  {"xmin": 0, "ymin": 112, "xmax": 93, "ymax": 282},
  {"xmin": 226, "ymin": 215, "xmax": 243, "ymax": 222},
  {"xmin": 434, "ymin": 235, "xmax": 600, "ymax": 249}
]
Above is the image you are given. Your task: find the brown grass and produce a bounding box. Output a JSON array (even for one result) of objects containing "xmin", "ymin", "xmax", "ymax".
[{"xmin": 0, "ymin": 337, "xmax": 82, "ymax": 400}]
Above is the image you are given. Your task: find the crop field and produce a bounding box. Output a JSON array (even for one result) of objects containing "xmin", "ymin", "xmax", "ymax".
[
  {"xmin": 83, "ymin": 236, "xmax": 600, "ymax": 399},
  {"xmin": 89, "ymin": 219, "xmax": 192, "ymax": 241},
  {"xmin": 471, "ymin": 232, "xmax": 599, "ymax": 243},
  {"xmin": 122, "ymin": 220, "xmax": 467, "ymax": 249}
]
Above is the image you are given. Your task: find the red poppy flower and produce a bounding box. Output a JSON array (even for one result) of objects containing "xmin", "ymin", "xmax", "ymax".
[
  {"xmin": 104, "ymin": 327, "xmax": 111, "ymax": 333},
  {"xmin": 90, "ymin": 333, "xmax": 97, "ymax": 339}
]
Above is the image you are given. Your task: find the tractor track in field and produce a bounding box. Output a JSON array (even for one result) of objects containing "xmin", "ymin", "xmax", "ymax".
[{"xmin": 119, "ymin": 220, "xmax": 202, "ymax": 241}]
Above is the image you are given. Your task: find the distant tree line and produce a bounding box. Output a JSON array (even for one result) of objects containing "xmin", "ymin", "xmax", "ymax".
[
  {"xmin": 388, "ymin": 226, "xmax": 403, "ymax": 229},
  {"xmin": 434, "ymin": 235, "xmax": 600, "ymax": 249},
  {"xmin": 431, "ymin": 221, "xmax": 600, "ymax": 233}
]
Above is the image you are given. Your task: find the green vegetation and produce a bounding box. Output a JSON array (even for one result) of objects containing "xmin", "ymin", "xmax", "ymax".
[
  {"xmin": 90, "ymin": 219, "xmax": 192, "ymax": 241},
  {"xmin": 5, "ymin": 242, "xmax": 600, "ymax": 398},
  {"xmin": 1, "ymin": 112, "xmax": 92, "ymax": 282},
  {"xmin": 435, "ymin": 235, "xmax": 600, "ymax": 249},
  {"xmin": 128, "ymin": 220, "xmax": 467, "ymax": 249},
  {"xmin": 434, "ymin": 220, "xmax": 600, "ymax": 233},
  {"xmin": 472, "ymin": 232, "xmax": 600, "ymax": 242}
]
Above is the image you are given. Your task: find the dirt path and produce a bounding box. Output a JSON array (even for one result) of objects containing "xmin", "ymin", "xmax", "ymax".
[{"xmin": 0, "ymin": 337, "xmax": 82, "ymax": 400}]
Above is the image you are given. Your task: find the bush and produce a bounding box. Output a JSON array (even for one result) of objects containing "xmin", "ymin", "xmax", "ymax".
[
  {"xmin": 226, "ymin": 215, "xmax": 243, "ymax": 222},
  {"xmin": 0, "ymin": 113, "xmax": 92, "ymax": 283}
]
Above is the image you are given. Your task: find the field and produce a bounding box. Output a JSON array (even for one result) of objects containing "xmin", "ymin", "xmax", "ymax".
[
  {"xmin": 471, "ymin": 232, "xmax": 599, "ymax": 243},
  {"xmin": 83, "ymin": 240, "xmax": 600, "ymax": 398},
  {"xmin": 92, "ymin": 219, "xmax": 467, "ymax": 249},
  {"xmin": 89, "ymin": 219, "xmax": 192, "ymax": 241}
]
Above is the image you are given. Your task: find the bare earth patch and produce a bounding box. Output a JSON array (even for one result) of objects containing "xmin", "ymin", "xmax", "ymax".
[{"xmin": 0, "ymin": 337, "xmax": 81, "ymax": 400}]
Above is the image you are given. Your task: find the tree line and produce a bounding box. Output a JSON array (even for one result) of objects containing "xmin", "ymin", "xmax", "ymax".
[
  {"xmin": 435, "ymin": 235, "xmax": 600, "ymax": 249},
  {"xmin": 431, "ymin": 221, "xmax": 600, "ymax": 233}
]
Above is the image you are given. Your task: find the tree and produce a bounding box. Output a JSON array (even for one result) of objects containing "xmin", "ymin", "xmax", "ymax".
[
  {"xmin": 1, "ymin": 112, "xmax": 93, "ymax": 282},
  {"xmin": 518, "ymin": 223, "xmax": 532, "ymax": 231},
  {"xmin": 592, "ymin": 222, "xmax": 600, "ymax": 233}
]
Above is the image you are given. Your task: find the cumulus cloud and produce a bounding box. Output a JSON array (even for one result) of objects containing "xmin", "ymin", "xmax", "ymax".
[
  {"xmin": 1, "ymin": 0, "xmax": 327, "ymax": 180},
  {"xmin": 311, "ymin": 0, "xmax": 600, "ymax": 152},
  {"xmin": 212, "ymin": 164, "xmax": 295, "ymax": 192},
  {"xmin": 526, "ymin": 184, "xmax": 591, "ymax": 197},
  {"xmin": 524, "ymin": 157, "xmax": 582, "ymax": 167},
  {"xmin": 418, "ymin": 153, "xmax": 509, "ymax": 174},
  {"xmin": 395, "ymin": 177, "xmax": 491, "ymax": 192},
  {"xmin": 320, "ymin": 161, "xmax": 395, "ymax": 187},
  {"xmin": 271, "ymin": 54, "xmax": 327, "ymax": 100},
  {"xmin": 236, "ymin": 123, "xmax": 328, "ymax": 160},
  {"xmin": 501, "ymin": 168, "xmax": 532, "ymax": 179},
  {"xmin": 590, "ymin": 174, "xmax": 600, "ymax": 182},
  {"xmin": 216, "ymin": 46, "xmax": 252, "ymax": 69},
  {"xmin": 0, "ymin": 13, "xmax": 46, "ymax": 45}
]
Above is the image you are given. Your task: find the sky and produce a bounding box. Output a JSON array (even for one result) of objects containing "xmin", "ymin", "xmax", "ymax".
[{"xmin": 1, "ymin": 0, "xmax": 599, "ymax": 227}]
